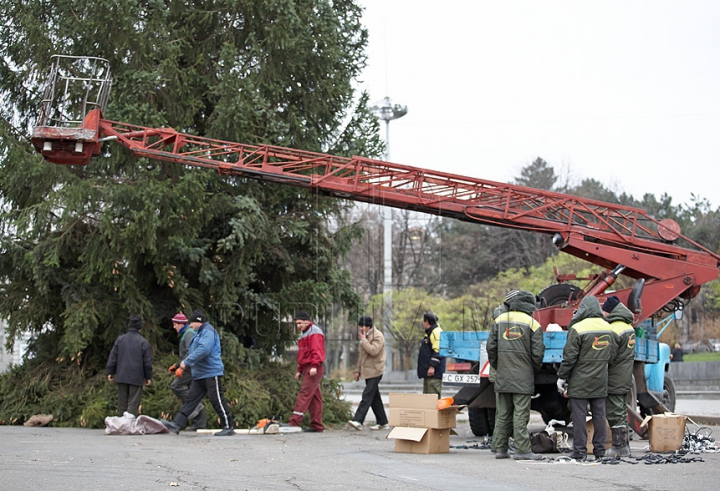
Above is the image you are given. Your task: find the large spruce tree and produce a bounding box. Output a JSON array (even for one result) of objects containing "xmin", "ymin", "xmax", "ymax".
[{"xmin": 0, "ymin": 0, "xmax": 383, "ymax": 425}]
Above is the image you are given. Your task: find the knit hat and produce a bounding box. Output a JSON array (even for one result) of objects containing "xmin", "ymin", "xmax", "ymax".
[
  {"xmin": 505, "ymin": 290, "xmax": 520, "ymax": 302},
  {"xmin": 189, "ymin": 309, "xmax": 207, "ymax": 323},
  {"xmin": 128, "ymin": 314, "xmax": 142, "ymax": 331},
  {"xmin": 358, "ymin": 316, "xmax": 373, "ymax": 327},
  {"xmin": 602, "ymin": 295, "xmax": 621, "ymax": 313},
  {"xmin": 171, "ymin": 312, "xmax": 188, "ymax": 324},
  {"xmin": 423, "ymin": 312, "xmax": 438, "ymax": 324},
  {"xmin": 294, "ymin": 310, "xmax": 311, "ymax": 320}
]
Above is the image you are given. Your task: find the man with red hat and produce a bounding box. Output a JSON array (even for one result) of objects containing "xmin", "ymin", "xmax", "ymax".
[{"xmin": 168, "ymin": 312, "xmax": 206, "ymax": 431}]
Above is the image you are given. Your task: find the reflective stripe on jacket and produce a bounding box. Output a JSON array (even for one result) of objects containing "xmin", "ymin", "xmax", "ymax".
[
  {"xmin": 417, "ymin": 324, "xmax": 446, "ymax": 379},
  {"xmin": 558, "ymin": 296, "xmax": 614, "ymax": 399},
  {"xmin": 488, "ymin": 310, "xmax": 544, "ymax": 395}
]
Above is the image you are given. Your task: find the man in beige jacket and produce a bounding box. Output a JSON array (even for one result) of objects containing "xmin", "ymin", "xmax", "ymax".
[{"xmin": 348, "ymin": 316, "xmax": 389, "ymax": 430}]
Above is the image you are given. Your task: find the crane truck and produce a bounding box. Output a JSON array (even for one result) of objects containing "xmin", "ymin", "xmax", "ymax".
[{"xmin": 30, "ymin": 55, "xmax": 720, "ymax": 438}]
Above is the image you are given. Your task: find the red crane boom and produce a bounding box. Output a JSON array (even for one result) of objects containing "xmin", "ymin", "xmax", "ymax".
[{"xmin": 30, "ymin": 55, "xmax": 720, "ymax": 328}]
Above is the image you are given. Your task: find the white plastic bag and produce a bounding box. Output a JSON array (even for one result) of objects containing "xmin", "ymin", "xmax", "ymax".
[{"xmin": 104, "ymin": 412, "xmax": 169, "ymax": 435}]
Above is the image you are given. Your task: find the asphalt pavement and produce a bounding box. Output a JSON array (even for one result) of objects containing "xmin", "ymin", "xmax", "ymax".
[{"xmin": 1, "ymin": 402, "xmax": 719, "ymax": 491}]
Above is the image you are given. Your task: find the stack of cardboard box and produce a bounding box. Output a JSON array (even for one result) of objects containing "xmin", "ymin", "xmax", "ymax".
[{"xmin": 386, "ymin": 393, "xmax": 463, "ymax": 454}]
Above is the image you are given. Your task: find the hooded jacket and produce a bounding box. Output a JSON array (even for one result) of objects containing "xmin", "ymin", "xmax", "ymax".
[
  {"xmin": 487, "ymin": 291, "xmax": 545, "ymax": 395},
  {"xmin": 417, "ymin": 323, "xmax": 446, "ymax": 380},
  {"xmin": 487, "ymin": 302, "xmax": 509, "ymax": 384},
  {"xmin": 606, "ymin": 302, "xmax": 636, "ymax": 394},
  {"xmin": 184, "ymin": 321, "xmax": 224, "ymax": 379},
  {"xmin": 557, "ymin": 296, "xmax": 614, "ymax": 399}
]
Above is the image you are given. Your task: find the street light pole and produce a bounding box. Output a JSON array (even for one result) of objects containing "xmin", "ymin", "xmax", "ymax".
[{"xmin": 370, "ymin": 96, "xmax": 407, "ymax": 375}]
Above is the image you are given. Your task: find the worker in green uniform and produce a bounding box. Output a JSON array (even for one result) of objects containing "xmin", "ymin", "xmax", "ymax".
[
  {"xmin": 488, "ymin": 291, "xmax": 516, "ymax": 454},
  {"xmin": 557, "ymin": 295, "xmax": 614, "ymax": 461},
  {"xmin": 488, "ymin": 290, "xmax": 545, "ymax": 461},
  {"xmin": 602, "ymin": 296, "xmax": 635, "ymax": 458}
]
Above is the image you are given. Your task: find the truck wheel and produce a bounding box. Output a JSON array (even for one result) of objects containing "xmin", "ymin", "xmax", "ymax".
[
  {"xmin": 661, "ymin": 377, "xmax": 676, "ymax": 412},
  {"xmin": 468, "ymin": 407, "xmax": 496, "ymax": 437},
  {"xmin": 537, "ymin": 284, "xmax": 582, "ymax": 307}
]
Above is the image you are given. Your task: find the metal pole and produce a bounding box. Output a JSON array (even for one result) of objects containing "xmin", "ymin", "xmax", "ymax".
[
  {"xmin": 370, "ymin": 97, "xmax": 407, "ymax": 377},
  {"xmin": 383, "ymin": 119, "xmax": 394, "ymax": 373}
]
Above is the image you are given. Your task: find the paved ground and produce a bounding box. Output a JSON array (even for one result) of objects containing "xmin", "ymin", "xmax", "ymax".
[
  {"xmin": 344, "ymin": 394, "xmax": 720, "ymax": 426},
  {"xmin": 1, "ymin": 403, "xmax": 719, "ymax": 491}
]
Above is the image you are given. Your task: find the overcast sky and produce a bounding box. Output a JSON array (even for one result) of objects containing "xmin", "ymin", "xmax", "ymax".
[{"xmin": 355, "ymin": 1, "xmax": 720, "ymax": 209}]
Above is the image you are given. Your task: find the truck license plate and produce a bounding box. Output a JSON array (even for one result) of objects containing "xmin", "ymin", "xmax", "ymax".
[{"xmin": 442, "ymin": 374, "xmax": 480, "ymax": 384}]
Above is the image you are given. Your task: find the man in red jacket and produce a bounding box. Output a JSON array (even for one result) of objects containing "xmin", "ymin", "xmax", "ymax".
[{"xmin": 289, "ymin": 310, "xmax": 326, "ymax": 432}]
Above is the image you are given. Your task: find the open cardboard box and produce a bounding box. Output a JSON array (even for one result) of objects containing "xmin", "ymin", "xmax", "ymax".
[
  {"xmin": 386, "ymin": 427, "xmax": 458, "ymax": 454},
  {"xmin": 641, "ymin": 412, "xmax": 687, "ymax": 452}
]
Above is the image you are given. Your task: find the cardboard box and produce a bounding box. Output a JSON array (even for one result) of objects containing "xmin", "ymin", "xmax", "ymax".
[
  {"xmin": 386, "ymin": 427, "xmax": 456, "ymax": 454},
  {"xmin": 388, "ymin": 407, "xmax": 458, "ymax": 429},
  {"xmin": 388, "ymin": 393, "xmax": 462, "ymax": 429},
  {"xmin": 643, "ymin": 413, "xmax": 687, "ymax": 452},
  {"xmin": 586, "ymin": 419, "xmax": 612, "ymax": 453}
]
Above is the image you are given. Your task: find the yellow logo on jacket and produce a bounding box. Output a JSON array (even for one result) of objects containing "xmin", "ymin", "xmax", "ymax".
[
  {"xmin": 503, "ymin": 326, "xmax": 524, "ymax": 340},
  {"xmin": 627, "ymin": 333, "xmax": 636, "ymax": 349},
  {"xmin": 592, "ymin": 334, "xmax": 611, "ymax": 350}
]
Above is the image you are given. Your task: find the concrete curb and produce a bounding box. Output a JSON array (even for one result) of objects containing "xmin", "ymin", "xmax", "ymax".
[{"xmin": 684, "ymin": 414, "xmax": 720, "ymax": 426}]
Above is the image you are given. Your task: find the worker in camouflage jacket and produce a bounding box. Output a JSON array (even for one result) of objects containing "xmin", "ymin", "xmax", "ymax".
[
  {"xmin": 557, "ymin": 295, "xmax": 614, "ymax": 461},
  {"xmin": 488, "ymin": 290, "xmax": 545, "ymax": 461},
  {"xmin": 601, "ymin": 296, "xmax": 636, "ymax": 458}
]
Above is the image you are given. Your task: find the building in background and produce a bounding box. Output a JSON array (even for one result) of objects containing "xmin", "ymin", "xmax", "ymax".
[{"xmin": 0, "ymin": 320, "xmax": 29, "ymax": 372}]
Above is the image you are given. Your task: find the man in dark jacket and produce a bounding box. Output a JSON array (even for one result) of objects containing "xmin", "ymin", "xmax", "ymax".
[
  {"xmin": 168, "ymin": 312, "xmax": 207, "ymax": 431},
  {"xmin": 602, "ymin": 296, "xmax": 635, "ymax": 458},
  {"xmin": 106, "ymin": 314, "xmax": 153, "ymax": 417},
  {"xmin": 487, "ymin": 290, "xmax": 545, "ymax": 461},
  {"xmin": 417, "ymin": 312, "xmax": 446, "ymax": 397},
  {"xmin": 557, "ymin": 295, "xmax": 614, "ymax": 461},
  {"xmin": 162, "ymin": 309, "xmax": 235, "ymax": 436}
]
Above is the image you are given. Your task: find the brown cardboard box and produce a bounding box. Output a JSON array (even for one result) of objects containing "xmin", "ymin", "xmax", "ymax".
[
  {"xmin": 586, "ymin": 418, "xmax": 612, "ymax": 453},
  {"xmin": 388, "ymin": 407, "xmax": 458, "ymax": 429},
  {"xmin": 645, "ymin": 413, "xmax": 687, "ymax": 452},
  {"xmin": 386, "ymin": 427, "xmax": 456, "ymax": 454}
]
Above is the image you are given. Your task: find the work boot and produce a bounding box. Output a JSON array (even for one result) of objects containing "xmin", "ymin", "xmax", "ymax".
[
  {"xmin": 495, "ymin": 451, "xmax": 510, "ymax": 459},
  {"xmin": 512, "ymin": 452, "xmax": 544, "ymax": 461},
  {"xmin": 569, "ymin": 452, "xmax": 587, "ymax": 462},
  {"xmin": 186, "ymin": 407, "xmax": 207, "ymax": 431},
  {"xmin": 214, "ymin": 427, "xmax": 235, "ymax": 436},
  {"xmin": 161, "ymin": 419, "xmax": 180, "ymax": 435},
  {"xmin": 606, "ymin": 425, "xmax": 632, "ymax": 458},
  {"xmin": 188, "ymin": 402, "xmax": 204, "ymax": 420}
]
